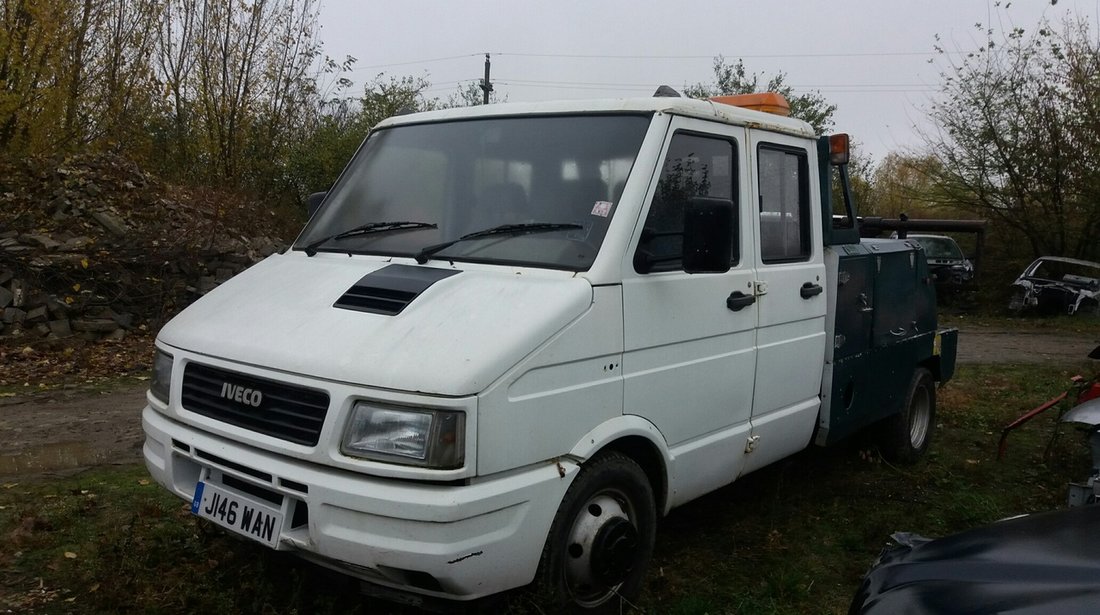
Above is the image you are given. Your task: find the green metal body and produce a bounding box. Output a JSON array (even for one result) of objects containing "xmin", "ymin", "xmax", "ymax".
[{"xmin": 815, "ymin": 137, "xmax": 958, "ymax": 446}]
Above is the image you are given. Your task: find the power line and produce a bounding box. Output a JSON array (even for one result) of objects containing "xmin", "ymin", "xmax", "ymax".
[
  {"xmin": 344, "ymin": 48, "xmax": 956, "ymax": 73},
  {"xmin": 494, "ymin": 51, "xmax": 951, "ymax": 60},
  {"xmin": 495, "ymin": 81, "xmax": 938, "ymax": 95},
  {"xmin": 494, "ymin": 81, "xmax": 652, "ymax": 92},
  {"xmin": 349, "ymin": 53, "xmax": 482, "ymax": 72},
  {"xmin": 497, "ymin": 76, "xmax": 937, "ymax": 89},
  {"xmin": 345, "ymin": 51, "xmax": 943, "ymax": 97}
]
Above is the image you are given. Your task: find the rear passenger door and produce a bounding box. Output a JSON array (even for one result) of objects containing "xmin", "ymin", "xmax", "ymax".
[{"xmin": 743, "ymin": 131, "xmax": 827, "ymax": 474}]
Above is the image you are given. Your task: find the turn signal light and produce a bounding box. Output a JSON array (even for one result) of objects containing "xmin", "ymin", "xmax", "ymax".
[{"xmin": 829, "ymin": 133, "xmax": 850, "ymax": 165}]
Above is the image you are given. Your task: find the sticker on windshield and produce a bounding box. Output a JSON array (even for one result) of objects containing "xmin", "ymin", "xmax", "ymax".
[{"xmin": 591, "ymin": 201, "xmax": 613, "ymax": 217}]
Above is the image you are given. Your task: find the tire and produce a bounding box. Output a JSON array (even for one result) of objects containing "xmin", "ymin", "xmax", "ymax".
[
  {"xmin": 879, "ymin": 367, "xmax": 936, "ymax": 464},
  {"xmin": 535, "ymin": 451, "xmax": 656, "ymax": 612}
]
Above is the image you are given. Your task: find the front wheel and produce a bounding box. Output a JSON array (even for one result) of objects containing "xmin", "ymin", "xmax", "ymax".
[
  {"xmin": 879, "ymin": 367, "xmax": 936, "ymax": 464},
  {"xmin": 536, "ymin": 451, "xmax": 656, "ymax": 612}
]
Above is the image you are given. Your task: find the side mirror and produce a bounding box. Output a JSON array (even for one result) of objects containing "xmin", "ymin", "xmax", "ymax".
[
  {"xmin": 682, "ymin": 197, "xmax": 734, "ymax": 274},
  {"xmin": 305, "ymin": 191, "xmax": 327, "ymax": 218}
]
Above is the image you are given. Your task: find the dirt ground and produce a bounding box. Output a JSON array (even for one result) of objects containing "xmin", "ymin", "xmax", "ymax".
[
  {"xmin": 0, "ymin": 386, "xmax": 148, "ymax": 479},
  {"xmin": 958, "ymin": 329, "xmax": 1098, "ymax": 364},
  {"xmin": 1, "ymin": 328, "xmax": 1098, "ymax": 480}
]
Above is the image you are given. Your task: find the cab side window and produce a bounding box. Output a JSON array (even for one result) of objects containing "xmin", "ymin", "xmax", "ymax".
[
  {"xmin": 758, "ymin": 145, "xmax": 810, "ymax": 263},
  {"xmin": 635, "ymin": 133, "xmax": 737, "ymax": 273}
]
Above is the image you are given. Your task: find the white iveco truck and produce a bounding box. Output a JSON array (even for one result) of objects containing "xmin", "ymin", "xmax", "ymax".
[{"xmin": 142, "ymin": 91, "xmax": 957, "ymax": 611}]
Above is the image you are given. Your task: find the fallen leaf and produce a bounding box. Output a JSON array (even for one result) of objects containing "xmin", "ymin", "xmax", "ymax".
[
  {"xmin": 138, "ymin": 479, "xmax": 150, "ymax": 486},
  {"xmin": 64, "ymin": 552, "xmax": 77, "ymax": 559},
  {"xmin": 80, "ymin": 258, "xmax": 89, "ymax": 269},
  {"xmin": 72, "ymin": 283, "xmax": 80, "ymax": 292},
  {"xmin": 89, "ymin": 583, "xmax": 99, "ymax": 592},
  {"xmin": 2, "ymin": 483, "xmax": 17, "ymax": 489}
]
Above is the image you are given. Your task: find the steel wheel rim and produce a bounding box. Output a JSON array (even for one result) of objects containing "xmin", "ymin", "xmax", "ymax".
[
  {"xmin": 909, "ymin": 384, "xmax": 931, "ymax": 449},
  {"xmin": 563, "ymin": 488, "xmax": 637, "ymax": 607}
]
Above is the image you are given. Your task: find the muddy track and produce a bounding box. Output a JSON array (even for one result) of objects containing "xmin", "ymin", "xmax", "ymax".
[
  {"xmin": 958, "ymin": 329, "xmax": 1098, "ymax": 364},
  {"xmin": 0, "ymin": 387, "xmax": 148, "ymax": 479},
  {"xmin": 1, "ymin": 328, "xmax": 1098, "ymax": 479}
]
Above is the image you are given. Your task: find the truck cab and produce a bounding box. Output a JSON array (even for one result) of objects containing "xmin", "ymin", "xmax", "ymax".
[{"xmin": 142, "ymin": 92, "xmax": 956, "ymax": 610}]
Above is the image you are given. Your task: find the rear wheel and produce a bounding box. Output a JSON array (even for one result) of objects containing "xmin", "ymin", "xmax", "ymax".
[
  {"xmin": 536, "ymin": 451, "xmax": 656, "ymax": 612},
  {"xmin": 879, "ymin": 367, "xmax": 936, "ymax": 464}
]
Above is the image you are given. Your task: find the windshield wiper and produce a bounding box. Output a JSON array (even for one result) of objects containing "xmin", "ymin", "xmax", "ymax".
[
  {"xmin": 302, "ymin": 221, "xmax": 437, "ymax": 257},
  {"xmin": 414, "ymin": 222, "xmax": 583, "ymax": 264}
]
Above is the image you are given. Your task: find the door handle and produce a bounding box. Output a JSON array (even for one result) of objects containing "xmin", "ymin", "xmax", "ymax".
[
  {"xmin": 800, "ymin": 282, "xmax": 823, "ymax": 299},
  {"xmin": 727, "ymin": 291, "xmax": 756, "ymax": 311}
]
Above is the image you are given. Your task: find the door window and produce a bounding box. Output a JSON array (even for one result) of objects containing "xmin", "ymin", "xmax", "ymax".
[
  {"xmin": 758, "ymin": 146, "xmax": 810, "ymax": 263},
  {"xmin": 635, "ymin": 133, "xmax": 738, "ymax": 272}
]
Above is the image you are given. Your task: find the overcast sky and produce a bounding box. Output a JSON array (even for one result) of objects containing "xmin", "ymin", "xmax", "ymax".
[{"xmin": 315, "ymin": 0, "xmax": 1095, "ymax": 163}]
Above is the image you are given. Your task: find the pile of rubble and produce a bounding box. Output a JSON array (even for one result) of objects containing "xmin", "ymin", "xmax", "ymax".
[{"xmin": 0, "ymin": 154, "xmax": 298, "ymax": 346}]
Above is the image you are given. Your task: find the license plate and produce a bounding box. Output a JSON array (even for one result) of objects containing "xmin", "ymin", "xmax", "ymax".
[{"xmin": 191, "ymin": 481, "xmax": 284, "ymax": 548}]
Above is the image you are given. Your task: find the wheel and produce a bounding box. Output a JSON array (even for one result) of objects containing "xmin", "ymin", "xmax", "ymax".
[
  {"xmin": 879, "ymin": 367, "xmax": 936, "ymax": 464},
  {"xmin": 535, "ymin": 451, "xmax": 656, "ymax": 612}
]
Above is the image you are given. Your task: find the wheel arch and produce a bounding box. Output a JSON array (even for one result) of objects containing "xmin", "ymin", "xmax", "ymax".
[
  {"xmin": 920, "ymin": 355, "xmax": 943, "ymax": 381},
  {"xmin": 568, "ymin": 416, "xmax": 671, "ymax": 516}
]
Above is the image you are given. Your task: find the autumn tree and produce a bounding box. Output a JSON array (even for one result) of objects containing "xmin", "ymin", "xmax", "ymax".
[
  {"xmin": 861, "ymin": 153, "xmax": 944, "ymax": 219},
  {"xmin": 0, "ymin": 0, "xmax": 78, "ymax": 151},
  {"xmin": 684, "ymin": 56, "xmax": 837, "ymax": 133},
  {"xmin": 0, "ymin": 0, "xmax": 504, "ymax": 208},
  {"xmin": 0, "ymin": 1, "xmax": 162, "ymax": 153}
]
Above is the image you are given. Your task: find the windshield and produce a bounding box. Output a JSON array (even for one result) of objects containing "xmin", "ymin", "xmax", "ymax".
[
  {"xmin": 295, "ymin": 114, "xmax": 651, "ymax": 270},
  {"xmin": 914, "ymin": 236, "xmax": 964, "ymax": 259}
]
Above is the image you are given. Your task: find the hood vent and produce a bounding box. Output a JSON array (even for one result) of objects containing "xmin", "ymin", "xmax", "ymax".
[{"xmin": 334, "ymin": 264, "xmax": 460, "ymax": 315}]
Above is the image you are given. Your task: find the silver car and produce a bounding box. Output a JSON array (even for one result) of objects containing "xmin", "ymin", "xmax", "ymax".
[{"xmin": 1009, "ymin": 256, "xmax": 1100, "ymax": 316}]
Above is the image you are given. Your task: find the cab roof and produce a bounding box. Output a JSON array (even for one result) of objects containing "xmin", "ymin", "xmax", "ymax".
[{"xmin": 374, "ymin": 95, "xmax": 817, "ymax": 139}]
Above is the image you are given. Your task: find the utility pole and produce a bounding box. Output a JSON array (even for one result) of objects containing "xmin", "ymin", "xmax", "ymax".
[{"xmin": 479, "ymin": 53, "xmax": 493, "ymax": 104}]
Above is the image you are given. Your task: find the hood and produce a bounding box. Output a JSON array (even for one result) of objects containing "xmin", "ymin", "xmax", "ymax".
[
  {"xmin": 158, "ymin": 254, "xmax": 593, "ymax": 395},
  {"xmin": 850, "ymin": 506, "xmax": 1100, "ymax": 615}
]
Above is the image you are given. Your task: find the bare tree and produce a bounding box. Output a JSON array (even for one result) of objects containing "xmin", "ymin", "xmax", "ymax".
[{"xmin": 923, "ymin": 17, "xmax": 1100, "ymax": 261}]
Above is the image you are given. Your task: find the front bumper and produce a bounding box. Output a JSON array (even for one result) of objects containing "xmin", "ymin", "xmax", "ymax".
[{"xmin": 143, "ymin": 406, "xmax": 577, "ymax": 602}]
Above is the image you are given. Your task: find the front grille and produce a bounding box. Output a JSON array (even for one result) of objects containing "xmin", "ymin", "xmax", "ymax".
[{"xmin": 181, "ymin": 363, "xmax": 330, "ymax": 446}]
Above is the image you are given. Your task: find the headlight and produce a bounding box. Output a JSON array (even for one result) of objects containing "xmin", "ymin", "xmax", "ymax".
[
  {"xmin": 150, "ymin": 349, "xmax": 173, "ymax": 404},
  {"xmin": 341, "ymin": 403, "xmax": 465, "ymax": 469}
]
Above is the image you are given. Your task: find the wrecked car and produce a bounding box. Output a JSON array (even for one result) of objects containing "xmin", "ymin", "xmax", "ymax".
[
  {"xmin": 850, "ymin": 506, "xmax": 1100, "ymax": 614},
  {"xmin": 1008, "ymin": 256, "xmax": 1100, "ymax": 316},
  {"xmin": 908, "ymin": 234, "xmax": 974, "ymax": 285}
]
